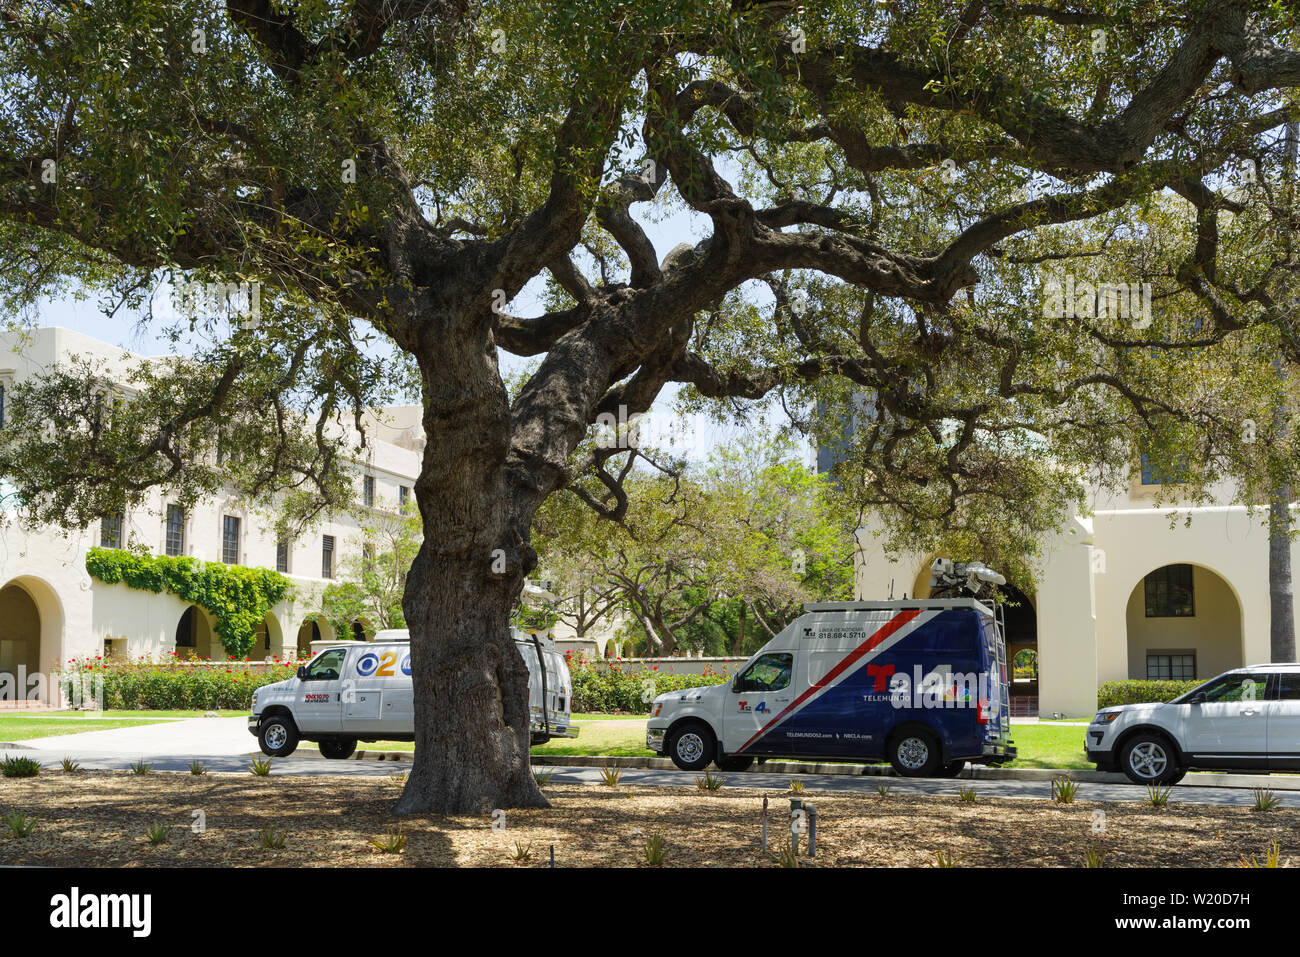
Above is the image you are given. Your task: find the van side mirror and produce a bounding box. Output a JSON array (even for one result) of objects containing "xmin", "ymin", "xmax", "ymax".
[
  {"xmin": 731, "ymin": 674, "xmax": 744, "ymax": 693},
  {"xmin": 1188, "ymin": 692, "xmax": 1206, "ymax": 705},
  {"xmin": 296, "ymin": 665, "xmax": 307, "ymax": 680}
]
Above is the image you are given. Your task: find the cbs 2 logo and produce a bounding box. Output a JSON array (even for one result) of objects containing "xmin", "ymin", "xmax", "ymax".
[{"xmin": 355, "ymin": 652, "xmax": 412, "ymax": 678}]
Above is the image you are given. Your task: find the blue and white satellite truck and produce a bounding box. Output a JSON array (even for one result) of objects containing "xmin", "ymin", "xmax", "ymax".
[{"xmin": 646, "ymin": 559, "xmax": 1016, "ymax": 776}]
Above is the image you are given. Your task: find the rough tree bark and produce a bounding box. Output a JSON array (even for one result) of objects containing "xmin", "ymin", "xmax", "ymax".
[{"xmin": 395, "ymin": 334, "xmax": 547, "ymax": 814}]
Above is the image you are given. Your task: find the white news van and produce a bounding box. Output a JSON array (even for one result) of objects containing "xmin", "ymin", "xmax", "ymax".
[{"xmin": 248, "ymin": 627, "xmax": 578, "ymax": 758}]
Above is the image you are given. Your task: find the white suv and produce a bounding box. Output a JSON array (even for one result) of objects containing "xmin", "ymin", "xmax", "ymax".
[{"xmin": 1087, "ymin": 664, "xmax": 1300, "ymax": 785}]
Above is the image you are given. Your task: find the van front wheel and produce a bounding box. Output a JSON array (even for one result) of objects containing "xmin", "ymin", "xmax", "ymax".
[
  {"xmin": 258, "ymin": 714, "xmax": 299, "ymax": 757},
  {"xmin": 889, "ymin": 728, "xmax": 943, "ymax": 777},
  {"xmin": 667, "ymin": 723, "xmax": 715, "ymax": 772}
]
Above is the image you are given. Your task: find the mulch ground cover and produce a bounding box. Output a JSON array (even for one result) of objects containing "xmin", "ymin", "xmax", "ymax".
[{"xmin": 0, "ymin": 771, "xmax": 1291, "ymax": 867}]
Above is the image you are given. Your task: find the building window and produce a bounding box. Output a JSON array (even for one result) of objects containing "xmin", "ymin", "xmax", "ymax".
[
  {"xmin": 363, "ymin": 475, "xmax": 375, "ymax": 508},
  {"xmin": 399, "ymin": 485, "xmax": 410, "ymax": 508},
  {"xmin": 1139, "ymin": 452, "xmax": 1188, "ymax": 486},
  {"xmin": 1144, "ymin": 564, "xmax": 1195, "ymax": 617},
  {"xmin": 1146, "ymin": 652, "xmax": 1196, "ymax": 680},
  {"xmin": 165, "ymin": 504, "xmax": 186, "ymax": 556},
  {"xmin": 276, "ymin": 539, "xmax": 289, "ymax": 574},
  {"xmin": 100, "ymin": 511, "xmax": 124, "ymax": 549},
  {"xmin": 222, "ymin": 515, "xmax": 241, "ymax": 565},
  {"xmin": 322, "ymin": 535, "xmax": 335, "ymax": 579}
]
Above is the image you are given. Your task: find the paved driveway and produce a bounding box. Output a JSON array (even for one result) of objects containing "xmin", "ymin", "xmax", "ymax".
[
  {"xmin": 2, "ymin": 717, "xmax": 1296, "ymax": 807},
  {"xmin": 7, "ymin": 716, "xmax": 256, "ymax": 757}
]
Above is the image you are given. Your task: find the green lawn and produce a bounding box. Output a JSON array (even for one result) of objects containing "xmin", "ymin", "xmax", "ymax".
[
  {"xmin": 43, "ymin": 710, "xmax": 246, "ymax": 719},
  {"xmin": 1003, "ymin": 724, "xmax": 1090, "ymax": 770},
  {"xmin": 332, "ymin": 719, "xmax": 1093, "ymax": 771},
  {"xmin": 571, "ymin": 712, "xmax": 648, "ymax": 721},
  {"xmin": 0, "ymin": 716, "xmax": 172, "ymax": 740}
]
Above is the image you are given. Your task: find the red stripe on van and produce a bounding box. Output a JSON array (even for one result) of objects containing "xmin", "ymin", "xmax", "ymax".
[{"xmin": 736, "ymin": 608, "xmax": 923, "ymax": 754}]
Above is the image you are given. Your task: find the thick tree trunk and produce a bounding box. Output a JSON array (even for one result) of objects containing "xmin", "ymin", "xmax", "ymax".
[
  {"xmin": 1269, "ymin": 487, "xmax": 1295, "ymax": 662},
  {"xmin": 1269, "ymin": 349, "xmax": 1297, "ymax": 664},
  {"xmin": 394, "ymin": 334, "xmax": 547, "ymax": 815}
]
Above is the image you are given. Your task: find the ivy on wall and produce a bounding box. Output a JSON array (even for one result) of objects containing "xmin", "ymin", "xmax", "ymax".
[{"xmin": 85, "ymin": 547, "xmax": 292, "ymax": 659}]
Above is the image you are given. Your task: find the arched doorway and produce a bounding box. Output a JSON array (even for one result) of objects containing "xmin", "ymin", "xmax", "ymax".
[
  {"xmin": 0, "ymin": 577, "xmax": 63, "ymax": 702},
  {"xmin": 1000, "ymin": 584, "xmax": 1038, "ymax": 715},
  {"xmin": 350, "ymin": 620, "xmax": 369, "ymax": 642},
  {"xmin": 1125, "ymin": 563, "xmax": 1243, "ymax": 681},
  {"xmin": 252, "ymin": 613, "xmax": 284, "ymax": 660},
  {"xmin": 0, "ymin": 583, "xmax": 42, "ymax": 699},
  {"xmin": 295, "ymin": 616, "xmax": 335, "ymax": 658},
  {"xmin": 176, "ymin": 606, "xmax": 219, "ymax": 660}
]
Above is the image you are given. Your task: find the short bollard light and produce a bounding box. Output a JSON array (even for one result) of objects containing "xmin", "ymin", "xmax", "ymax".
[{"xmin": 789, "ymin": 797, "xmax": 806, "ymax": 855}]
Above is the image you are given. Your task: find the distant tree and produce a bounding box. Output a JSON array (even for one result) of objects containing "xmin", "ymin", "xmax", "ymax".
[{"xmin": 321, "ymin": 503, "xmax": 422, "ymax": 638}]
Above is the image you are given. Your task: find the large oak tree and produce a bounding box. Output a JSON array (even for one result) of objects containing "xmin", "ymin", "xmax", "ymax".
[{"xmin": 3, "ymin": 0, "xmax": 1300, "ymax": 812}]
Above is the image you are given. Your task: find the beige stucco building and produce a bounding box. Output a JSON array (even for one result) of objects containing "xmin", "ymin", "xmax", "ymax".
[
  {"xmin": 855, "ymin": 475, "xmax": 1290, "ymax": 718},
  {"xmin": 0, "ymin": 327, "xmax": 424, "ymax": 699}
]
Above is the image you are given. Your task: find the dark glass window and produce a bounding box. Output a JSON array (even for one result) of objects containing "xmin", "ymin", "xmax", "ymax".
[
  {"xmin": 1193, "ymin": 672, "xmax": 1271, "ymax": 703},
  {"xmin": 734, "ymin": 653, "xmax": 793, "ymax": 693},
  {"xmin": 100, "ymin": 511, "xmax": 124, "ymax": 549},
  {"xmin": 322, "ymin": 535, "xmax": 335, "ymax": 579},
  {"xmin": 1144, "ymin": 564, "xmax": 1194, "ymax": 617},
  {"xmin": 1146, "ymin": 653, "xmax": 1195, "ymax": 680},
  {"xmin": 276, "ymin": 539, "xmax": 289, "ymax": 574},
  {"xmin": 1276, "ymin": 673, "xmax": 1300, "ymax": 700},
  {"xmin": 165, "ymin": 504, "xmax": 186, "ymax": 556},
  {"xmin": 363, "ymin": 475, "xmax": 375, "ymax": 508},
  {"xmin": 399, "ymin": 485, "xmax": 410, "ymax": 507},
  {"xmin": 305, "ymin": 648, "xmax": 345, "ymax": 680},
  {"xmin": 222, "ymin": 515, "xmax": 240, "ymax": 564}
]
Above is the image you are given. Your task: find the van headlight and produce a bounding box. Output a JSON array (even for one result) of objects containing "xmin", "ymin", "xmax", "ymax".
[{"xmin": 1092, "ymin": 712, "xmax": 1120, "ymax": 724}]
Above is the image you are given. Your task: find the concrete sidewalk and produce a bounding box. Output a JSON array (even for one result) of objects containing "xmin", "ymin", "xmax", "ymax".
[{"xmin": 3, "ymin": 715, "xmax": 256, "ymax": 757}]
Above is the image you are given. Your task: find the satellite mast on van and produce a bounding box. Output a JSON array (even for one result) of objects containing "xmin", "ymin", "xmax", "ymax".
[{"xmin": 928, "ymin": 558, "xmax": 1006, "ymax": 600}]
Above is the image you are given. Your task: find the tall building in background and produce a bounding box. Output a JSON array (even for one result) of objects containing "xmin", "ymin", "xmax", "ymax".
[{"xmin": 0, "ymin": 327, "xmax": 424, "ymax": 699}]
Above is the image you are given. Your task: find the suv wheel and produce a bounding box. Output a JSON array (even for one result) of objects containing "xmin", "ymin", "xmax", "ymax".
[
  {"xmin": 1120, "ymin": 732, "xmax": 1180, "ymax": 785},
  {"xmin": 258, "ymin": 714, "xmax": 299, "ymax": 757},
  {"xmin": 667, "ymin": 723, "xmax": 715, "ymax": 772},
  {"xmin": 889, "ymin": 727, "xmax": 943, "ymax": 777}
]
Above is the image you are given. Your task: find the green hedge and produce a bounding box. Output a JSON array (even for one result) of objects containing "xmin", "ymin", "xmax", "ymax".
[
  {"xmin": 569, "ymin": 662, "xmax": 732, "ymax": 713},
  {"xmin": 1097, "ymin": 679, "xmax": 1201, "ymax": 708},
  {"xmin": 58, "ymin": 661, "xmax": 297, "ymax": 711}
]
